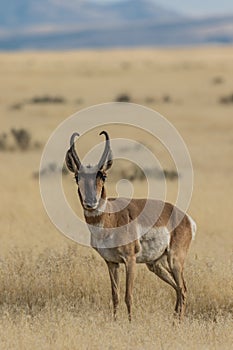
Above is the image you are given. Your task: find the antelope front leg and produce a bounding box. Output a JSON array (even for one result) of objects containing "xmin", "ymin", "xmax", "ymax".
[
  {"xmin": 124, "ymin": 256, "xmax": 136, "ymax": 322},
  {"xmin": 106, "ymin": 261, "xmax": 120, "ymax": 320}
]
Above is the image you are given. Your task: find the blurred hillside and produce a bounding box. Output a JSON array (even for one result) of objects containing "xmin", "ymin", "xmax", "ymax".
[
  {"xmin": 0, "ymin": 0, "xmax": 180, "ymax": 27},
  {"xmin": 0, "ymin": 0, "xmax": 233, "ymax": 49}
]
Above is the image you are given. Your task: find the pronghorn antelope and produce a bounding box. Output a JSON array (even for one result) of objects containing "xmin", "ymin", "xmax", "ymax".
[{"xmin": 66, "ymin": 131, "xmax": 196, "ymax": 321}]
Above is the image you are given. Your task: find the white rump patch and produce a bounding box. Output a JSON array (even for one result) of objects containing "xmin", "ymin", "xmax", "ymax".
[{"xmin": 187, "ymin": 214, "xmax": 197, "ymax": 240}]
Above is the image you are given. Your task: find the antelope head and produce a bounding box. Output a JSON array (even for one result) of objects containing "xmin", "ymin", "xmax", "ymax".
[{"xmin": 65, "ymin": 131, "xmax": 113, "ymax": 211}]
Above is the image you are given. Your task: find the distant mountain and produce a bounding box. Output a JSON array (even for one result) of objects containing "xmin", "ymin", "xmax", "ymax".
[
  {"xmin": 0, "ymin": 0, "xmax": 233, "ymax": 50},
  {"xmin": 0, "ymin": 0, "xmax": 181, "ymax": 28}
]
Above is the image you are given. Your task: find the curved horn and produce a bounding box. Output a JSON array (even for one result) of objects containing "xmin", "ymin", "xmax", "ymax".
[
  {"xmin": 98, "ymin": 131, "xmax": 112, "ymax": 170},
  {"xmin": 70, "ymin": 132, "xmax": 79, "ymax": 148},
  {"xmin": 69, "ymin": 132, "xmax": 81, "ymax": 169}
]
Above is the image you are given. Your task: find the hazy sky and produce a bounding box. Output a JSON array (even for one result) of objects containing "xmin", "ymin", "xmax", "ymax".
[{"xmin": 95, "ymin": 0, "xmax": 233, "ymax": 16}]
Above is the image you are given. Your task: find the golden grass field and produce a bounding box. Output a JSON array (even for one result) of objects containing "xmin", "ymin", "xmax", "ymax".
[{"xmin": 0, "ymin": 47, "xmax": 233, "ymax": 349}]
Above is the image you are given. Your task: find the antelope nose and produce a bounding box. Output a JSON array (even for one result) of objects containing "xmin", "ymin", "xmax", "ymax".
[{"xmin": 83, "ymin": 200, "xmax": 98, "ymax": 209}]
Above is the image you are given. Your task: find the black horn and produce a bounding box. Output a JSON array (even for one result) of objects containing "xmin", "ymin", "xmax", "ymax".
[
  {"xmin": 70, "ymin": 132, "xmax": 81, "ymax": 168},
  {"xmin": 66, "ymin": 132, "xmax": 81, "ymax": 171},
  {"xmin": 98, "ymin": 131, "xmax": 112, "ymax": 170}
]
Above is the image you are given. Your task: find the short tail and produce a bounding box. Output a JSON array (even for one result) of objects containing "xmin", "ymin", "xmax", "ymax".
[{"xmin": 187, "ymin": 215, "xmax": 197, "ymax": 240}]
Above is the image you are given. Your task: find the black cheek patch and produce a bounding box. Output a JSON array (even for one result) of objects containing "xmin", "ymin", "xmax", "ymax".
[
  {"xmin": 77, "ymin": 188, "xmax": 83, "ymax": 204},
  {"xmin": 97, "ymin": 171, "xmax": 106, "ymax": 181}
]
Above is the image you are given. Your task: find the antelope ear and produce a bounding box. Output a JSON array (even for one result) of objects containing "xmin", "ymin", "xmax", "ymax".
[
  {"xmin": 65, "ymin": 149, "xmax": 77, "ymax": 173},
  {"xmin": 101, "ymin": 150, "xmax": 113, "ymax": 172}
]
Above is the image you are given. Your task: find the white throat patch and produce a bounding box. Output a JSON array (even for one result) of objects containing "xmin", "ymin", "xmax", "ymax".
[{"xmin": 84, "ymin": 199, "xmax": 107, "ymax": 217}]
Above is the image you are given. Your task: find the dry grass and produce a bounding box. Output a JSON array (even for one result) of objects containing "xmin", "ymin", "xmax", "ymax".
[
  {"xmin": 0, "ymin": 247, "xmax": 232, "ymax": 349},
  {"xmin": 0, "ymin": 47, "xmax": 233, "ymax": 349}
]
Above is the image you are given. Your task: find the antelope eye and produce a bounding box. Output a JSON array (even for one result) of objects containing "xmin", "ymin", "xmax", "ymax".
[
  {"xmin": 102, "ymin": 174, "xmax": 107, "ymax": 181},
  {"xmin": 97, "ymin": 171, "xmax": 106, "ymax": 181}
]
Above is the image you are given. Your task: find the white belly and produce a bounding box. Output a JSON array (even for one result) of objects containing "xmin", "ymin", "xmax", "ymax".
[
  {"xmin": 89, "ymin": 223, "xmax": 170, "ymax": 264},
  {"xmin": 136, "ymin": 226, "xmax": 170, "ymax": 263}
]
